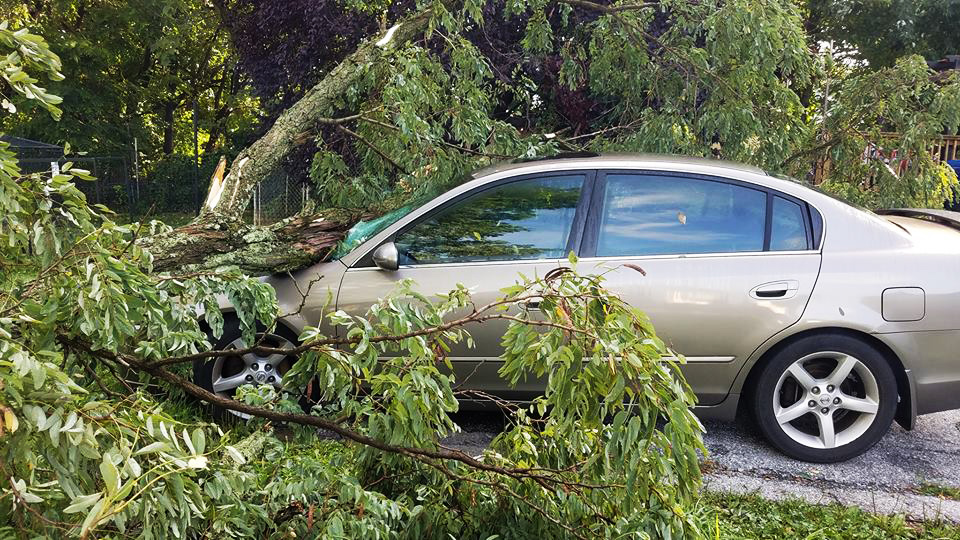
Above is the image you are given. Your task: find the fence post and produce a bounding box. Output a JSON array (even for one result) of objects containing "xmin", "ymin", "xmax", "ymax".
[
  {"xmin": 122, "ymin": 155, "xmax": 135, "ymax": 222},
  {"xmin": 92, "ymin": 158, "xmax": 101, "ymax": 206},
  {"xmin": 193, "ymin": 97, "xmax": 200, "ymax": 215},
  {"xmin": 133, "ymin": 137, "xmax": 140, "ymax": 201}
]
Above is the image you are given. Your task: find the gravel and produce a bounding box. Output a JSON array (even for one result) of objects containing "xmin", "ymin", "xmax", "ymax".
[{"xmin": 443, "ymin": 409, "xmax": 960, "ymax": 522}]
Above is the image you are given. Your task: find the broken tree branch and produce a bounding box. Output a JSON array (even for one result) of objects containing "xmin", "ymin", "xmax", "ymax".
[{"xmin": 197, "ymin": 10, "xmax": 434, "ymax": 223}]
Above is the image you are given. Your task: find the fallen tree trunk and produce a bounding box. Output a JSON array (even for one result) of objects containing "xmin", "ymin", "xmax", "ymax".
[
  {"xmin": 143, "ymin": 11, "xmax": 433, "ymax": 274},
  {"xmin": 143, "ymin": 209, "xmax": 373, "ymax": 274}
]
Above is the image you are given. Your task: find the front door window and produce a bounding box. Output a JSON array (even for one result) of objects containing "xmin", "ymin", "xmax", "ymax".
[{"xmin": 395, "ymin": 175, "xmax": 585, "ymax": 265}]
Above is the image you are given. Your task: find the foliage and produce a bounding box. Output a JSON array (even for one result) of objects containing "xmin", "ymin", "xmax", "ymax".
[
  {"xmin": 1, "ymin": 25, "xmax": 706, "ymax": 538},
  {"xmin": 915, "ymin": 482, "xmax": 960, "ymax": 501},
  {"xmin": 803, "ymin": 55, "xmax": 960, "ymax": 208},
  {"xmin": 140, "ymin": 154, "xmax": 224, "ymax": 215},
  {"xmin": 214, "ymin": 0, "xmax": 397, "ymax": 114},
  {"xmin": 0, "ymin": 21, "xmax": 63, "ymax": 118},
  {"xmin": 274, "ymin": 264, "xmax": 706, "ymax": 538},
  {"xmin": 0, "ymin": 27, "xmax": 276, "ymax": 538},
  {"xmin": 1, "ymin": 145, "xmax": 706, "ymax": 537},
  {"xmin": 220, "ymin": 0, "xmax": 960, "ymax": 214},
  {"xmin": 6, "ymin": 3, "xmax": 960, "ymax": 537}
]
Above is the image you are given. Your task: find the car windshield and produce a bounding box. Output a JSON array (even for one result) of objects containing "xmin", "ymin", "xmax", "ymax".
[{"xmin": 332, "ymin": 202, "xmax": 423, "ymax": 259}]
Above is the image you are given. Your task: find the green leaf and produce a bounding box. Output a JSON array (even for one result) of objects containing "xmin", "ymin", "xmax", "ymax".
[
  {"xmin": 100, "ymin": 457, "xmax": 120, "ymax": 495},
  {"xmin": 190, "ymin": 428, "xmax": 206, "ymax": 455},
  {"xmin": 64, "ymin": 493, "xmax": 103, "ymax": 514},
  {"xmin": 224, "ymin": 445, "xmax": 245, "ymax": 465},
  {"xmin": 80, "ymin": 498, "xmax": 105, "ymax": 536},
  {"xmin": 134, "ymin": 441, "xmax": 169, "ymax": 455}
]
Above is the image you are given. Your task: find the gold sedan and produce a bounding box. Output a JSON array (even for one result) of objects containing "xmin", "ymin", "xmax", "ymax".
[{"xmin": 197, "ymin": 154, "xmax": 960, "ymax": 463}]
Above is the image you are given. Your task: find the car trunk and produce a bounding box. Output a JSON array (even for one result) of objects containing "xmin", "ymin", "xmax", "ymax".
[{"xmin": 876, "ymin": 209, "xmax": 960, "ymax": 249}]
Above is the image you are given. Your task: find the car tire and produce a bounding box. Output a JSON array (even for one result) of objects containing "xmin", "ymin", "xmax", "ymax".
[
  {"xmin": 193, "ymin": 317, "xmax": 316, "ymax": 420},
  {"xmin": 751, "ymin": 333, "xmax": 897, "ymax": 463}
]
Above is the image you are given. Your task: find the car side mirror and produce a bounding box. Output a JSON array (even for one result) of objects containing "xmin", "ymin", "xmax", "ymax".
[{"xmin": 372, "ymin": 242, "xmax": 399, "ymax": 271}]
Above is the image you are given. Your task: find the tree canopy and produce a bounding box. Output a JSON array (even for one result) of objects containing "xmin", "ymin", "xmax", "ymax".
[
  {"xmin": 206, "ymin": 0, "xmax": 960, "ymax": 220},
  {"xmin": 0, "ymin": 0, "xmax": 260, "ymax": 162},
  {"xmin": 133, "ymin": 0, "xmax": 960, "ymax": 275},
  {"xmin": 806, "ymin": 0, "xmax": 960, "ymax": 68}
]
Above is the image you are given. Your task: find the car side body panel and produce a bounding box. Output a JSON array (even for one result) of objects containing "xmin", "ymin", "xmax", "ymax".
[
  {"xmin": 337, "ymin": 259, "xmax": 567, "ymax": 400},
  {"xmin": 723, "ymin": 201, "xmax": 960, "ymax": 423},
  {"xmin": 580, "ymin": 252, "xmax": 821, "ymax": 405}
]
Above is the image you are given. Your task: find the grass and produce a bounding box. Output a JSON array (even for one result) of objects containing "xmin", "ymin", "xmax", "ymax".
[
  {"xmin": 696, "ymin": 491, "xmax": 960, "ymax": 539},
  {"xmin": 917, "ymin": 483, "xmax": 960, "ymax": 501}
]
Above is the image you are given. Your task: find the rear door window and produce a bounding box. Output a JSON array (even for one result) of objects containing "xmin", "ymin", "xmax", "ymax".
[{"xmin": 596, "ymin": 173, "xmax": 767, "ymax": 256}]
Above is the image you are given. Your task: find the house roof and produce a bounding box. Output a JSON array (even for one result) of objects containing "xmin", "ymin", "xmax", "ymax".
[{"xmin": 0, "ymin": 135, "xmax": 63, "ymax": 150}]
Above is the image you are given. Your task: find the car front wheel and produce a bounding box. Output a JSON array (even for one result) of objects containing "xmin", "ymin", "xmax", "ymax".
[
  {"xmin": 193, "ymin": 318, "xmax": 312, "ymax": 420},
  {"xmin": 751, "ymin": 334, "xmax": 898, "ymax": 462}
]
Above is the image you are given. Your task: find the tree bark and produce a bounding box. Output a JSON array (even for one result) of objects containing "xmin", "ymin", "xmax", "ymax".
[
  {"xmin": 144, "ymin": 10, "xmax": 433, "ymax": 275},
  {"xmin": 142, "ymin": 209, "xmax": 373, "ymax": 274}
]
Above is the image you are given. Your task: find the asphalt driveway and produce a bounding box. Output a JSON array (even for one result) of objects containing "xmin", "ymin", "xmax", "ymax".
[{"xmin": 443, "ymin": 409, "xmax": 960, "ymax": 522}]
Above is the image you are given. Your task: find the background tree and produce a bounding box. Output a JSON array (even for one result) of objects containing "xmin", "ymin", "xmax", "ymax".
[
  {"xmin": 0, "ymin": 0, "xmax": 260, "ymax": 162},
  {"xmin": 805, "ymin": 0, "xmax": 960, "ymax": 67}
]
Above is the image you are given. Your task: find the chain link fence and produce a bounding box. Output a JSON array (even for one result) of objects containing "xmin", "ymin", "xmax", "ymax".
[
  {"xmin": 243, "ymin": 169, "xmax": 313, "ymax": 226},
  {"xmin": 9, "ymin": 137, "xmax": 313, "ymax": 227},
  {"xmin": 20, "ymin": 155, "xmax": 142, "ymax": 216}
]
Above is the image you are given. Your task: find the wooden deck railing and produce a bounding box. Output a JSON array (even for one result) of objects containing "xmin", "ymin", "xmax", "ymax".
[
  {"xmin": 812, "ymin": 134, "xmax": 960, "ymax": 184},
  {"xmin": 935, "ymin": 134, "xmax": 960, "ymax": 162}
]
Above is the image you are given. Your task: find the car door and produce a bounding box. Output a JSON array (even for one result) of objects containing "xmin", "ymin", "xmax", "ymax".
[
  {"xmin": 336, "ymin": 171, "xmax": 594, "ymax": 400},
  {"xmin": 579, "ymin": 170, "xmax": 822, "ymax": 405}
]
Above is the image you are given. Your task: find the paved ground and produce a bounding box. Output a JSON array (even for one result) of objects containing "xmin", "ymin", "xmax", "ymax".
[{"xmin": 443, "ymin": 409, "xmax": 960, "ymax": 522}]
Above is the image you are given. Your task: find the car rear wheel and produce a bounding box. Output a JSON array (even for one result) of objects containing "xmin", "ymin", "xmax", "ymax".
[
  {"xmin": 751, "ymin": 334, "xmax": 897, "ymax": 462},
  {"xmin": 193, "ymin": 318, "xmax": 314, "ymax": 420}
]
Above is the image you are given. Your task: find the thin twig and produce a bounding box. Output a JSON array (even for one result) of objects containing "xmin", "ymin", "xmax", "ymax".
[{"xmin": 335, "ymin": 124, "xmax": 410, "ymax": 175}]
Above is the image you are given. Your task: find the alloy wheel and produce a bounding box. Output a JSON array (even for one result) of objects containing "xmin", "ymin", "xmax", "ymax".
[{"xmin": 772, "ymin": 351, "xmax": 880, "ymax": 449}]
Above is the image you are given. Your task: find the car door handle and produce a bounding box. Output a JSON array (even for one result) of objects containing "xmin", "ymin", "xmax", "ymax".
[
  {"xmin": 750, "ymin": 280, "xmax": 799, "ymax": 300},
  {"xmin": 520, "ymin": 295, "xmax": 544, "ymax": 311}
]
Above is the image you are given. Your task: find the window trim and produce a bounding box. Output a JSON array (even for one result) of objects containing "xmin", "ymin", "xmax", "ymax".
[
  {"xmin": 351, "ymin": 170, "xmax": 597, "ymax": 268},
  {"xmin": 581, "ymin": 170, "xmax": 818, "ymax": 259}
]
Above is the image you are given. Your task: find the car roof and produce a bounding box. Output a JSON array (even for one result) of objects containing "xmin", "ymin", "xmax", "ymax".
[{"xmin": 470, "ymin": 153, "xmax": 767, "ymax": 179}]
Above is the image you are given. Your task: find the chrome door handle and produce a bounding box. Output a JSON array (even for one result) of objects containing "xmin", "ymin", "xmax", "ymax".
[{"xmin": 750, "ymin": 280, "xmax": 799, "ymax": 300}]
